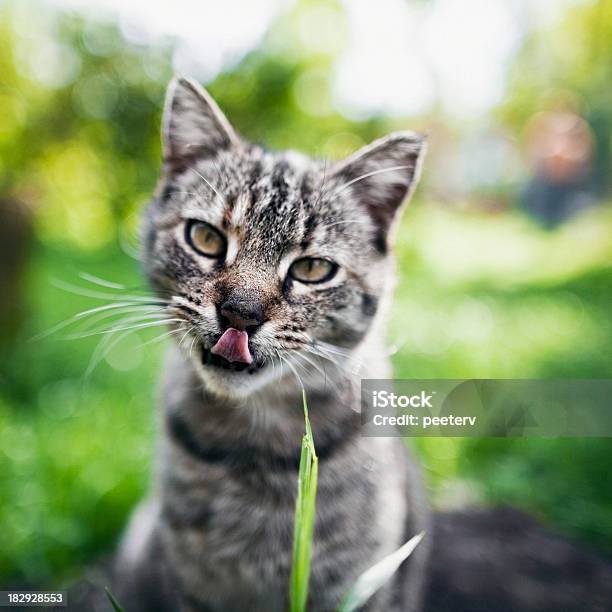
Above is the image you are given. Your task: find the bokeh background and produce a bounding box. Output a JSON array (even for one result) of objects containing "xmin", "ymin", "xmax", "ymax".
[{"xmin": 1, "ymin": 0, "xmax": 611, "ymax": 590}]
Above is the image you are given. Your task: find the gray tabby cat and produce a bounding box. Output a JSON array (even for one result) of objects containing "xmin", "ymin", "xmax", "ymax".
[{"xmin": 113, "ymin": 76, "xmax": 430, "ymax": 612}]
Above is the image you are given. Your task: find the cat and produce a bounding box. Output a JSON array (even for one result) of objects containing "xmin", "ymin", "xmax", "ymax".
[{"xmin": 110, "ymin": 76, "xmax": 431, "ymax": 612}]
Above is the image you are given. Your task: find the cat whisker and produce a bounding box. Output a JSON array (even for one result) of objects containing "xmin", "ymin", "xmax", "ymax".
[
  {"xmin": 83, "ymin": 317, "xmax": 180, "ymax": 378},
  {"xmin": 78, "ymin": 272, "xmax": 127, "ymax": 290},
  {"xmin": 304, "ymin": 344, "xmax": 340, "ymax": 365},
  {"xmin": 314, "ymin": 340, "xmax": 352, "ymax": 358},
  {"xmin": 303, "ymin": 344, "xmax": 360, "ymax": 378},
  {"xmin": 118, "ymin": 226, "xmax": 142, "ymax": 262},
  {"xmin": 51, "ymin": 278, "xmax": 170, "ymax": 304},
  {"xmin": 293, "ymin": 350, "xmax": 326, "ymax": 380},
  {"xmin": 65, "ymin": 316, "xmax": 180, "ymax": 340},
  {"xmin": 85, "ymin": 326, "xmax": 140, "ymax": 379},
  {"xmin": 208, "ymin": 156, "xmax": 229, "ymax": 191},
  {"xmin": 294, "ymin": 350, "xmax": 345, "ymax": 394},
  {"xmin": 69, "ymin": 306, "xmax": 170, "ymax": 338},
  {"xmin": 189, "ymin": 166, "xmax": 226, "ymax": 204},
  {"xmin": 297, "ymin": 332, "xmax": 352, "ymax": 361},
  {"xmin": 273, "ymin": 350, "xmax": 284, "ymax": 379},
  {"xmin": 285, "ymin": 349, "xmax": 340, "ymax": 393},
  {"xmin": 276, "ymin": 349, "xmax": 304, "ymax": 392},
  {"xmin": 139, "ymin": 327, "xmax": 184, "ymax": 348},
  {"xmin": 77, "ymin": 272, "xmax": 164, "ymax": 297},
  {"xmin": 167, "ymin": 321, "xmax": 201, "ymax": 361},
  {"xmin": 303, "ymin": 345, "xmax": 339, "ymax": 368},
  {"xmin": 189, "ymin": 333, "xmax": 198, "ymax": 359},
  {"xmin": 177, "ymin": 327, "xmax": 192, "ymax": 351},
  {"xmin": 291, "ymin": 332, "xmax": 347, "ymax": 369},
  {"xmin": 270, "ymin": 354, "xmax": 279, "ymax": 380},
  {"xmin": 32, "ymin": 303, "xmax": 169, "ymax": 341},
  {"xmin": 331, "ymin": 164, "xmax": 412, "ymax": 198},
  {"xmin": 74, "ymin": 302, "xmax": 162, "ymax": 319},
  {"xmin": 286, "ymin": 352, "xmax": 311, "ymax": 378}
]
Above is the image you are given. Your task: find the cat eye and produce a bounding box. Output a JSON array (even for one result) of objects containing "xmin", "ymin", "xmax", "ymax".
[
  {"xmin": 185, "ymin": 220, "xmax": 226, "ymax": 258},
  {"xmin": 289, "ymin": 257, "xmax": 338, "ymax": 284}
]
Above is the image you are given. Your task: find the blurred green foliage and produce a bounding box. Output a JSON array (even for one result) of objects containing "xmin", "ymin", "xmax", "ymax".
[
  {"xmin": 0, "ymin": 0, "xmax": 611, "ymax": 590},
  {"xmin": 500, "ymin": 0, "xmax": 612, "ymax": 194}
]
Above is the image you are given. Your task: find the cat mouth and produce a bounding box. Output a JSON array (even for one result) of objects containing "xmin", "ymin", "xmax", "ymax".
[{"xmin": 199, "ymin": 344, "xmax": 266, "ymax": 374}]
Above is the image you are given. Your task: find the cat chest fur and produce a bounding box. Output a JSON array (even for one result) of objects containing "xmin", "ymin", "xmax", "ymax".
[{"xmin": 157, "ymin": 406, "xmax": 412, "ymax": 612}]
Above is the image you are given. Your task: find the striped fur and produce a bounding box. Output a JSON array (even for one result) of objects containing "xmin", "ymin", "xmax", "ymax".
[{"xmin": 114, "ymin": 77, "xmax": 430, "ymax": 611}]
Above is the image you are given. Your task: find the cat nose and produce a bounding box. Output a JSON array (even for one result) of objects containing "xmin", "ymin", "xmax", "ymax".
[{"xmin": 218, "ymin": 297, "xmax": 265, "ymax": 332}]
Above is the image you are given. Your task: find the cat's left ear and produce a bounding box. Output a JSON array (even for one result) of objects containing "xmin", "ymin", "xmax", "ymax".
[
  {"xmin": 330, "ymin": 131, "xmax": 426, "ymax": 239},
  {"xmin": 162, "ymin": 76, "xmax": 240, "ymax": 172}
]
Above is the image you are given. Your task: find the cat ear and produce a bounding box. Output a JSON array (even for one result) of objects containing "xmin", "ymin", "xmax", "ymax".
[
  {"xmin": 162, "ymin": 76, "xmax": 240, "ymax": 171},
  {"xmin": 329, "ymin": 131, "xmax": 426, "ymax": 237}
]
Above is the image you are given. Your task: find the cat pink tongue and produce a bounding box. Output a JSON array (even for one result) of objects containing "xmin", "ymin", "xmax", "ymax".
[{"xmin": 210, "ymin": 328, "xmax": 253, "ymax": 364}]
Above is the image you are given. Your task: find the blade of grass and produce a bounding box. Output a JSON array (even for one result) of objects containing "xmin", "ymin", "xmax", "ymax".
[
  {"xmin": 289, "ymin": 389, "xmax": 319, "ymax": 612},
  {"xmin": 105, "ymin": 587, "xmax": 126, "ymax": 612},
  {"xmin": 337, "ymin": 531, "xmax": 425, "ymax": 612}
]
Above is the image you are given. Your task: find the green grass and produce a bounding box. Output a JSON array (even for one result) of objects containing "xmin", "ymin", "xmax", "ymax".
[
  {"xmin": 105, "ymin": 588, "xmax": 125, "ymax": 612},
  {"xmin": 289, "ymin": 390, "xmax": 319, "ymax": 612},
  {"xmin": 338, "ymin": 532, "xmax": 424, "ymax": 612},
  {"xmin": 289, "ymin": 390, "xmax": 424, "ymax": 612}
]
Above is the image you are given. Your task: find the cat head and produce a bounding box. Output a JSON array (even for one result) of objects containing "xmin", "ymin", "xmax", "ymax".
[{"xmin": 143, "ymin": 77, "xmax": 425, "ymax": 398}]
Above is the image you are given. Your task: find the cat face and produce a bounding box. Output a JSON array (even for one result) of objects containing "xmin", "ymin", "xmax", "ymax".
[{"xmin": 142, "ymin": 77, "xmax": 425, "ymax": 398}]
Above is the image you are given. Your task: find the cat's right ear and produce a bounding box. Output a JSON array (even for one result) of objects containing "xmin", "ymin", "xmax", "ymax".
[{"xmin": 162, "ymin": 76, "xmax": 240, "ymax": 173}]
